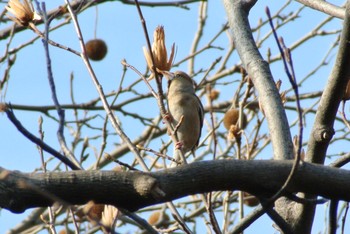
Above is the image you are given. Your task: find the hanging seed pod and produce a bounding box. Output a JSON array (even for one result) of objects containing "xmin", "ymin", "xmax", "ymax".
[
  {"xmin": 209, "ymin": 89, "xmax": 220, "ymax": 100},
  {"xmin": 78, "ymin": 201, "xmax": 104, "ymax": 225},
  {"xmin": 223, "ymin": 109, "xmax": 247, "ymax": 130},
  {"xmin": 243, "ymin": 192, "xmax": 259, "ymax": 207},
  {"xmin": 58, "ymin": 229, "xmax": 74, "ymax": 234},
  {"xmin": 85, "ymin": 39, "xmax": 108, "ymax": 61},
  {"xmin": 148, "ymin": 210, "xmax": 170, "ymax": 228}
]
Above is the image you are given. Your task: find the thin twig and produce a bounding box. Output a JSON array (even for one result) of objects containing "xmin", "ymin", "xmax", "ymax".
[
  {"xmin": 0, "ymin": 0, "xmax": 197, "ymax": 40},
  {"xmin": 5, "ymin": 106, "xmax": 80, "ymax": 170},
  {"xmin": 205, "ymin": 192, "xmax": 221, "ymax": 234},
  {"xmin": 119, "ymin": 208, "xmax": 158, "ymax": 234},
  {"xmin": 40, "ymin": 2, "xmax": 82, "ymax": 170},
  {"xmin": 37, "ymin": 116, "xmax": 58, "ymax": 234},
  {"xmin": 341, "ymin": 202, "xmax": 349, "ymax": 234},
  {"xmin": 64, "ymin": 0, "xmax": 149, "ymax": 172},
  {"xmin": 264, "ymin": 6, "xmax": 304, "ymax": 202},
  {"xmin": 295, "ymin": 0, "xmax": 344, "ymax": 19},
  {"xmin": 133, "ymin": 1, "xmax": 192, "ymax": 232},
  {"xmin": 136, "ymin": 145, "xmax": 179, "ymax": 164},
  {"xmin": 204, "ymin": 84, "xmax": 222, "ymax": 234},
  {"xmin": 237, "ymin": 8, "xmax": 305, "ymax": 233},
  {"xmin": 230, "ymin": 205, "xmax": 265, "ymax": 234},
  {"xmin": 121, "ymin": 60, "xmax": 158, "ymax": 99},
  {"xmin": 188, "ymin": 1, "xmax": 207, "ymax": 75},
  {"xmin": 133, "ymin": 0, "xmax": 188, "ymax": 166}
]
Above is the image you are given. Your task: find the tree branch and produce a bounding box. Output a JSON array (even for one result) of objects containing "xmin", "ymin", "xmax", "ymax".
[
  {"xmin": 223, "ymin": 0, "xmax": 294, "ymax": 160},
  {"xmin": 296, "ymin": 0, "xmax": 345, "ymax": 19},
  {"xmin": 306, "ymin": 1, "xmax": 350, "ymax": 164},
  {"xmin": 2, "ymin": 160, "xmax": 350, "ymax": 214},
  {"xmin": 291, "ymin": 1, "xmax": 350, "ymax": 232}
]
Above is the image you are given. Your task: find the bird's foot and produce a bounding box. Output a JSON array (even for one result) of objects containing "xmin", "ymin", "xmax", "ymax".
[
  {"xmin": 175, "ymin": 141, "xmax": 184, "ymax": 150},
  {"xmin": 163, "ymin": 113, "xmax": 172, "ymax": 123}
]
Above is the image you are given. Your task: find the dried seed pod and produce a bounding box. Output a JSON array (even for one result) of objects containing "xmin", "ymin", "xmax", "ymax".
[
  {"xmin": 148, "ymin": 210, "xmax": 170, "ymax": 228},
  {"xmin": 209, "ymin": 89, "xmax": 220, "ymax": 100},
  {"xmin": 82, "ymin": 201, "xmax": 105, "ymax": 224},
  {"xmin": 223, "ymin": 109, "xmax": 247, "ymax": 130},
  {"xmin": 0, "ymin": 103, "xmax": 7, "ymax": 112},
  {"xmin": 85, "ymin": 39, "xmax": 108, "ymax": 61},
  {"xmin": 6, "ymin": 0, "xmax": 41, "ymax": 26},
  {"xmin": 243, "ymin": 192, "xmax": 259, "ymax": 207},
  {"xmin": 227, "ymin": 124, "xmax": 241, "ymax": 140},
  {"xmin": 58, "ymin": 229, "xmax": 74, "ymax": 234},
  {"xmin": 101, "ymin": 205, "xmax": 119, "ymax": 233},
  {"xmin": 143, "ymin": 25, "xmax": 175, "ymax": 79}
]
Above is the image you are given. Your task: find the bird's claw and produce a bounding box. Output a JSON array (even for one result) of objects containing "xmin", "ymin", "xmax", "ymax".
[
  {"xmin": 163, "ymin": 113, "xmax": 172, "ymax": 123},
  {"xmin": 175, "ymin": 141, "xmax": 184, "ymax": 150}
]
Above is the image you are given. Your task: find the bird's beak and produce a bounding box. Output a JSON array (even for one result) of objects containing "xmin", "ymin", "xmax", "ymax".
[{"xmin": 159, "ymin": 70, "xmax": 174, "ymax": 80}]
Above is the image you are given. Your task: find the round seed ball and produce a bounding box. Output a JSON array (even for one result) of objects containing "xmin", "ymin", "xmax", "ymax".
[
  {"xmin": 85, "ymin": 39, "xmax": 107, "ymax": 61},
  {"xmin": 223, "ymin": 109, "xmax": 247, "ymax": 130}
]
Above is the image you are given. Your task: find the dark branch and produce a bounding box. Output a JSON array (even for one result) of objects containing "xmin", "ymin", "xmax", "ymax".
[
  {"xmin": 1, "ymin": 160, "xmax": 350, "ymax": 214},
  {"xmin": 5, "ymin": 107, "xmax": 80, "ymax": 170}
]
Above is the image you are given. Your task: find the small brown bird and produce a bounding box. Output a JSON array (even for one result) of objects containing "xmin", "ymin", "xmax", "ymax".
[{"xmin": 166, "ymin": 71, "xmax": 204, "ymax": 163}]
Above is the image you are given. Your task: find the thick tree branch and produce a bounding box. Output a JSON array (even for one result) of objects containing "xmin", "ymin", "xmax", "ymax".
[
  {"xmin": 1, "ymin": 160, "xmax": 350, "ymax": 214},
  {"xmin": 306, "ymin": 2, "xmax": 350, "ymax": 164},
  {"xmin": 292, "ymin": 2, "xmax": 350, "ymax": 233},
  {"xmin": 223, "ymin": 0, "xmax": 294, "ymax": 160}
]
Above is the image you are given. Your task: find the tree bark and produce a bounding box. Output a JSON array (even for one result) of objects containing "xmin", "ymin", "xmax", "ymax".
[{"xmin": 1, "ymin": 160, "xmax": 350, "ymax": 214}]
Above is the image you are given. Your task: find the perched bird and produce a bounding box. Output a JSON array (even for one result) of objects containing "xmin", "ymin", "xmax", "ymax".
[{"xmin": 166, "ymin": 71, "xmax": 204, "ymax": 164}]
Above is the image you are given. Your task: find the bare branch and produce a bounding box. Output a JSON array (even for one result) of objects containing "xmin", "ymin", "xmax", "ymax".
[
  {"xmin": 223, "ymin": 0, "xmax": 294, "ymax": 160},
  {"xmin": 2, "ymin": 160, "xmax": 350, "ymax": 214},
  {"xmin": 306, "ymin": 2, "xmax": 350, "ymax": 164},
  {"xmin": 296, "ymin": 0, "xmax": 345, "ymax": 19}
]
